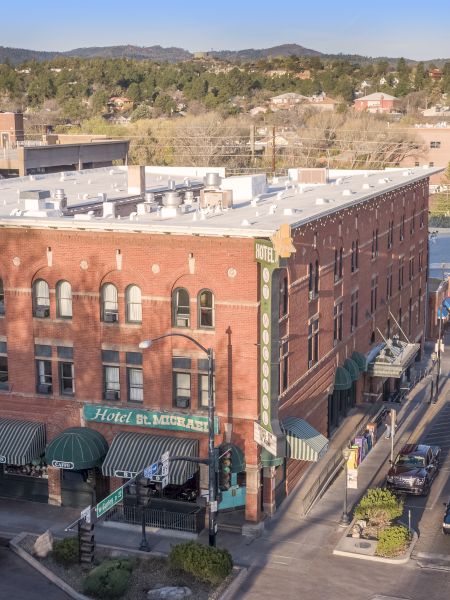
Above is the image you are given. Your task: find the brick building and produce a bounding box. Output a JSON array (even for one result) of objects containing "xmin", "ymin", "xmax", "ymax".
[
  {"xmin": 0, "ymin": 111, "xmax": 24, "ymax": 148},
  {"xmin": 353, "ymin": 92, "xmax": 400, "ymax": 114},
  {"xmin": 0, "ymin": 164, "xmax": 438, "ymax": 525}
]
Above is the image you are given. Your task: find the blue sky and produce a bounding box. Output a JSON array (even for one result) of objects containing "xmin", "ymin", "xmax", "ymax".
[{"xmin": 3, "ymin": 0, "xmax": 450, "ymax": 60}]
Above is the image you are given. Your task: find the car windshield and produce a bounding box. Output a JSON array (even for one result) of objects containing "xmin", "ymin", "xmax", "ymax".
[{"xmin": 395, "ymin": 454, "xmax": 425, "ymax": 467}]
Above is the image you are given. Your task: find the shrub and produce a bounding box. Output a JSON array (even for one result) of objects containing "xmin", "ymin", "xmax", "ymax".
[
  {"xmin": 376, "ymin": 525, "xmax": 411, "ymax": 557},
  {"xmin": 83, "ymin": 559, "xmax": 134, "ymax": 599},
  {"xmin": 52, "ymin": 537, "xmax": 79, "ymax": 566},
  {"xmin": 169, "ymin": 541, "xmax": 233, "ymax": 585},
  {"xmin": 354, "ymin": 488, "xmax": 403, "ymax": 528}
]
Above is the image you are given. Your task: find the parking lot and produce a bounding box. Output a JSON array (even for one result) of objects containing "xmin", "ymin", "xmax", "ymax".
[{"xmin": 408, "ymin": 398, "xmax": 450, "ymax": 566}]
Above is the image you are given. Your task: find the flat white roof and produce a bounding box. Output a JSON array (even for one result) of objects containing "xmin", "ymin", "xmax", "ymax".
[{"xmin": 0, "ymin": 165, "xmax": 443, "ymax": 239}]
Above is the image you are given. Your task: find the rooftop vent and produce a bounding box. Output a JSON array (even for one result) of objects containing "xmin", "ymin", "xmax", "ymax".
[
  {"xmin": 342, "ymin": 189, "xmax": 352, "ymax": 196},
  {"xmin": 19, "ymin": 189, "xmax": 50, "ymax": 211},
  {"xmin": 163, "ymin": 191, "xmax": 182, "ymax": 208},
  {"xmin": 315, "ymin": 198, "xmax": 329, "ymax": 205},
  {"xmin": 362, "ymin": 183, "xmax": 372, "ymax": 190},
  {"xmin": 204, "ymin": 172, "xmax": 222, "ymax": 189}
]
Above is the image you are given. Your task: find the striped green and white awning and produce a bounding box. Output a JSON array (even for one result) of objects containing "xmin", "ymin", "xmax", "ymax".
[
  {"xmin": 0, "ymin": 418, "xmax": 46, "ymax": 466},
  {"xmin": 282, "ymin": 417, "xmax": 328, "ymax": 462},
  {"xmin": 102, "ymin": 432, "xmax": 199, "ymax": 485}
]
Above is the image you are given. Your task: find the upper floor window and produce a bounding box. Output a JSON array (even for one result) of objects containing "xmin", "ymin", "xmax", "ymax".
[
  {"xmin": 430, "ymin": 141, "xmax": 441, "ymax": 149},
  {"xmin": 279, "ymin": 273, "xmax": 288, "ymax": 318},
  {"xmin": 56, "ymin": 280, "xmax": 72, "ymax": 319},
  {"xmin": 172, "ymin": 288, "xmax": 190, "ymax": 328},
  {"xmin": 334, "ymin": 248, "xmax": 343, "ymax": 282},
  {"xmin": 0, "ymin": 279, "xmax": 4, "ymax": 316},
  {"xmin": 308, "ymin": 260, "xmax": 319, "ymax": 298},
  {"xmin": 126, "ymin": 284, "xmax": 142, "ymax": 323},
  {"xmin": 0, "ymin": 341, "xmax": 8, "ymax": 390},
  {"xmin": 371, "ymin": 230, "xmax": 378, "ymax": 258},
  {"xmin": 33, "ymin": 279, "xmax": 50, "ymax": 318},
  {"xmin": 198, "ymin": 289, "xmax": 214, "ymax": 328},
  {"xmin": 387, "ymin": 220, "xmax": 394, "ymax": 250},
  {"xmin": 101, "ymin": 283, "xmax": 118, "ymax": 323},
  {"xmin": 351, "ymin": 241, "xmax": 359, "ymax": 272},
  {"xmin": 308, "ymin": 317, "xmax": 319, "ymax": 367},
  {"xmin": 333, "ymin": 302, "xmax": 343, "ymax": 344},
  {"xmin": 400, "ymin": 214, "xmax": 405, "ymax": 241}
]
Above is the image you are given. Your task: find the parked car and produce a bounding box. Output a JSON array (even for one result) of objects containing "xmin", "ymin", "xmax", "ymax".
[
  {"xmin": 443, "ymin": 501, "xmax": 450, "ymax": 535},
  {"xmin": 386, "ymin": 444, "xmax": 441, "ymax": 495}
]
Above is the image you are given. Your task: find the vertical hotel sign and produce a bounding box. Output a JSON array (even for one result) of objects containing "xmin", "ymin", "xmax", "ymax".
[{"xmin": 254, "ymin": 224, "xmax": 296, "ymax": 457}]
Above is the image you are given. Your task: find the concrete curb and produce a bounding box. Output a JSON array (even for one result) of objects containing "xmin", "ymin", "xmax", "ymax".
[
  {"xmin": 217, "ymin": 566, "xmax": 248, "ymax": 600},
  {"xmin": 9, "ymin": 532, "xmax": 90, "ymax": 600},
  {"xmin": 333, "ymin": 527, "xmax": 418, "ymax": 565}
]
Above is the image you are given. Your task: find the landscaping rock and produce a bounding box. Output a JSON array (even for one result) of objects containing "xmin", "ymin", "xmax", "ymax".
[
  {"xmin": 351, "ymin": 524, "xmax": 362, "ymax": 538},
  {"xmin": 33, "ymin": 530, "xmax": 54, "ymax": 558},
  {"xmin": 147, "ymin": 585, "xmax": 193, "ymax": 599}
]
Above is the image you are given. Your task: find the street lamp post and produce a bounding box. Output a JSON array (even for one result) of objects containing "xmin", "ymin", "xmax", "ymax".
[
  {"xmin": 139, "ymin": 334, "xmax": 217, "ymax": 547},
  {"xmin": 339, "ymin": 447, "xmax": 351, "ymax": 527},
  {"xmin": 436, "ymin": 309, "xmax": 443, "ymax": 401}
]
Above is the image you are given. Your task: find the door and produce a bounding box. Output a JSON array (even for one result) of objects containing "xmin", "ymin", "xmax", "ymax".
[{"xmin": 61, "ymin": 469, "xmax": 96, "ymax": 508}]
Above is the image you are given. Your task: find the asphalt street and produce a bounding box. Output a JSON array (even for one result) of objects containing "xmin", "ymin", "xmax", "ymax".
[{"xmin": 0, "ymin": 538, "xmax": 69, "ymax": 600}]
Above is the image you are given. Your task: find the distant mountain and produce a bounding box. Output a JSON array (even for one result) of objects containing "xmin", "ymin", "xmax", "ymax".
[
  {"xmin": 0, "ymin": 46, "xmax": 59, "ymax": 64},
  {"xmin": 209, "ymin": 43, "xmax": 323, "ymax": 61},
  {"xmin": 64, "ymin": 44, "xmax": 192, "ymax": 62}
]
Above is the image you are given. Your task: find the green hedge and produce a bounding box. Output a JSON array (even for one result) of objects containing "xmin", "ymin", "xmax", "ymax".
[
  {"xmin": 52, "ymin": 537, "xmax": 79, "ymax": 566},
  {"xmin": 354, "ymin": 488, "xmax": 403, "ymax": 527},
  {"xmin": 83, "ymin": 559, "xmax": 134, "ymax": 599},
  {"xmin": 169, "ymin": 541, "xmax": 233, "ymax": 585},
  {"xmin": 376, "ymin": 525, "xmax": 410, "ymax": 557}
]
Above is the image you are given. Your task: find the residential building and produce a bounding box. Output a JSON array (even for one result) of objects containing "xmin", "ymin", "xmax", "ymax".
[
  {"xmin": 0, "ymin": 163, "xmax": 437, "ymax": 525},
  {"xmin": 353, "ymin": 92, "xmax": 401, "ymax": 114},
  {"xmin": 398, "ymin": 124, "xmax": 450, "ymax": 183},
  {"xmin": 269, "ymin": 93, "xmax": 308, "ymax": 110},
  {"xmin": 0, "ymin": 112, "xmax": 24, "ymax": 148}
]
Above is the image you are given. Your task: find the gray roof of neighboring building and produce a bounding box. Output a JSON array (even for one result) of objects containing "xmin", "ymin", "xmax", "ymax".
[
  {"xmin": 0, "ymin": 165, "xmax": 443, "ymax": 239},
  {"xmin": 356, "ymin": 92, "xmax": 398, "ymax": 101}
]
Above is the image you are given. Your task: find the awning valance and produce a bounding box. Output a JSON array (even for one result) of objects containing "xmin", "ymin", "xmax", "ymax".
[
  {"xmin": 0, "ymin": 418, "xmax": 46, "ymax": 466},
  {"xmin": 219, "ymin": 443, "xmax": 245, "ymax": 473},
  {"xmin": 367, "ymin": 338, "xmax": 420, "ymax": 378},
  {"xmin": 260, "ymin": 448, "xmax": 284, "ymax": 468},
  {"xmin": 46, "ymin": 427, "xmax": 108, "ymax": 470},
  {"xmin": 344, "ymin": 358, "xmax": 360, "ymax": 381},
  {"xmin": 334, "ymin": 366, "xmax": 352, "ymax": 391},
  {"xmin": 102, "ymin": 432, "xmax": 198, "ymax": 485},
  {"xmin": 282, "ymin": 417, "xmax": 328, "ymax": 462},
  {"xmin": 351, "ymin": 351, "xmax": 368, "ymax": 373}
]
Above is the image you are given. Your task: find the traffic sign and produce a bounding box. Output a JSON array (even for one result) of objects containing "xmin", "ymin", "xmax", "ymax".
[
  {"xmin": 161, "ymin": 451, "xmax": 170, "ymax": 478},
  {"xmin": 95, "ymin": 487, "xmax": 124, "ymax": 518},
  {"xmin": 161, "ymin": 475, "xmax": 169, "ymax": 489},
  {"xmin": 81, "ymin": 505, "xmax": 91, "ymax": 524},
  {"xmin": 143, "ymin": 462, "xmax": 159, "ymax": 478}
]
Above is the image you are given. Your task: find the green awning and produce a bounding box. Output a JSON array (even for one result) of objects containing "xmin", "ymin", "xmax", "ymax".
[
  {"xmin": 282, "ymin": 417, "xmax": 328, "ymax": 462},
  {"xmin": 46, "ymin": 427, "xmax": 108, "ymax": 470},
  {"xmin": 0, "ymin": 418, "xmax": 46, "ymax": 466},
  {"xmin": 219, "ymin": 443, "xmax": 245, "ymax": 473},
  {"xmin": 344, "ymin": 358, "xmax": 360, "ymax": 381},
  {"xmin": 102, "ymin": 432, "xmax": 198, "ymax": 485},
  {"xmin": 260, "ymin": 448, "xmax": 284, "ymax": 467},
  {"xmin": 334, "ymin": 366, "xmax": 352, "ymax": 391},
  {"xmin": 351, "ymin": 351, "xmax": 368, "ymax": 373}
]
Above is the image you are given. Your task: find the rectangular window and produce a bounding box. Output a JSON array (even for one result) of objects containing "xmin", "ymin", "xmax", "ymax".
[
  {"xmin": 279, "ymin": 275, "xmax": 288, "ymax": 318},
  {"xmin": 57, "ymin": 346, "xmax": 73, "ymax": 360},
  {"xmin": 420, "ymin": 205, "xmax": 424, "ymax": 229},
  {"xmin": 370, "ymin": 276, "xmax": 378, "ymax": 314},
  {"xmin": 127, "ymin": 367, "xmax": 143, "ymax": 403},
  {"xmin": 59, "ymin": 362, "xmax": 74, "ymax": 396},
  {"xmin": 0, "ymin": 355, "xmax": 8, "ymax": 390},
  {"xmin": 386, "ymin": 265, "xmax": 393, "ymax": 299},
  {"xmin": 279, "ymin": 338, "xmax": 289, "ymax": 392},
  {"xmin": 408, "ymin": 298, "xmax": 413, "ymax": 335},
  {"xmin": 103, "ymin": 365, "xmax": 120, "ymax": 401},
  {"xmin": 102, "ymin": 350, "xmax": 120, "ymax": 363},
  {"xmin": 333, "ymin": 302, "xmax": 343, "ymax": 343},
  {"xmin": 430, "ymin": 141, "xmax": 441, "ymax": 149},
  {"xmin": 418, "ymin": 290, "xmax": 422, "ymax": 324},
  {"xmin": 350, "ymin": 291, "xmax": 359, "ymax": 332},
  {"xmin": 400, "ymin": 215, "xmax": 405, "ymax": 241},
  {"xmin": 36, "ymin": 359, "xmax": 52, "ymax": 394},
  {"xmin": 126, "ymin": 352, "xmax": 142, "ymax": 365},
  {"xmin": 308, "ymin": 318, "xmax": 319, "ymax": 367},
  {"xmin": 387, "ymin": 221, "xmax": 393, "ymax": 250},
  {"xmin": 197, "ymin": 358, "xmax": 215, "ymax": 409},
  {"xmin": 409, "ymin": 256, "xmax": 415, "ymax": 281},
  {"xmin": 418, "ymin": 244, "xmax": 424, "ymax": 272},
  {"xmin": 173, "ymin": 372, "xmax": 191, "ymax": 408},
  {"xmin": 398, "ymin": 257, "xmax": 404, "ymax": 290},
  {"xmin": 35, "ymin": 344, "xmax": 52, "ymax": 358},
  {"xmin": 0, "ymin": 280, "xmax": 4, "ymax": 316}
]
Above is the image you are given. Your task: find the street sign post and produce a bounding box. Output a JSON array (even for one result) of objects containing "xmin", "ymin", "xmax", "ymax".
[
  {"xmin": 161, "ymin": 451, "xmax": 169, "ymax": 476},
  {"xmin": 95, "ymin": 487, "xmax": 124, "ymax": 518}
]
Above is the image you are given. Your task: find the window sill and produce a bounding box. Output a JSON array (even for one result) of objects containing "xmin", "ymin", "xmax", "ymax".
[
  {"xmin": 334, "ymin": 277, "xmax": 343, "ymax": 285},
  {"xmin": 278, "ymin": 313, "xmax": 289, "ymax": 323},
  {"xmin": 350, "ymin": 269, "xmax": 359, "ymax": 276},
  {"xmin": 308, "ymin": 293, "xmax": 319, "ymax": 301}
]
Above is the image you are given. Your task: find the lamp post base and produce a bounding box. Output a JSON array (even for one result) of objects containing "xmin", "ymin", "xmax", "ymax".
[{"xmin": 339, "ymin": 513, "xmax": 350, "ymax": 527}]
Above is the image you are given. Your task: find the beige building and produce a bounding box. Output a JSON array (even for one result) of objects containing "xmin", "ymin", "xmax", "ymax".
[{"xmin": 399, "ymin": 126, "xmax": 450, "ymax": 183}]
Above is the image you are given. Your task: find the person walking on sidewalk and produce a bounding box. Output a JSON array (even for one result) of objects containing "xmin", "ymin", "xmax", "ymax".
[{"xmin": 384, "ymin": 410, "xmax": 392, "ymax": 439}]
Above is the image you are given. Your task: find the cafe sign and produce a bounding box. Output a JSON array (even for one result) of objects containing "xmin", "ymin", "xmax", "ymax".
[{"xmin": 83, "ymin": 405, "xmax": 219, "ymax": 434}]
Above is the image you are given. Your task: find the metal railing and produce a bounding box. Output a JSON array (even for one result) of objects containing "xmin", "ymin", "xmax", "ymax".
[{"xmin": 105, "ymin": 503, "xmax": 205, "ymax": 534}]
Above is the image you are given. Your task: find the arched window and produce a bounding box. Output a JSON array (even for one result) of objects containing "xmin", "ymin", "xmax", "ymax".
[
  {"xmin": 0, "ymin": 278, "xmax": 4, "ymax": 315},
  {"xmin": 198, "ymin": 289, "xmax": 214, "ymax": 328},
  {"xmin": 172, "ymin": 288, "xmax": 190, "ymax": 327},
  {"xmin": 314, "ymin": 259, "xmax": 319, "ymax": 295},
  {"xmin": 126, "ymin": 285, "xmax": 142, "ymax": 323},
  {"xmin": 101, "ymin": 283, "xmax": 118, "ymax": 322},
  {"xmin": 33, "ymin": 279, "xmax": 50, "ymax": 318},
  {"xmin": 56, "ymin": 280, "xmax": 72, "ymax": 319}
]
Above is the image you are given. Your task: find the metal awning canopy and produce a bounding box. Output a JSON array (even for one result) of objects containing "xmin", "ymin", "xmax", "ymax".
[
  {"xmin": 0, "ymin": 418, "xmax": 46, "ymax": 466},
  {"xmin": 282, "ymin": 417, "xmax": 329, "ymax": 462},
  {"xmin": 46, "ymin": 427, "xmax": 108, "ymax": 470},
  {"xmin": 102, "ymin": 432, "xmax": 199, "ymax": 485},
  {"xmin": 367, "ymin": 338, "xmax": 420, "ymax": 378}
]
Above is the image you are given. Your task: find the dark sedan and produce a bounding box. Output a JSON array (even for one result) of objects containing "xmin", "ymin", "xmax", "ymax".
[{"xmin": 386, "ymin": 444, "xmax": 441, "ymax": 495}]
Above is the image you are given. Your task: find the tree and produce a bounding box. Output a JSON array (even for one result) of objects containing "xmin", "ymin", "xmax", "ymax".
[{"xmin": 414, "ymin": 62, "xmax": 426, "ymax": 90}]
